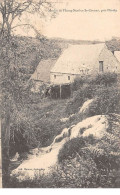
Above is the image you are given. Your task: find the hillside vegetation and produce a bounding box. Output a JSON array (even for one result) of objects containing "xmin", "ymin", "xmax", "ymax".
[
  {"xmin": 1, "ymin": 35, "xmax": 120, "ymax": 188},
  {"xmin": 2, "ymin": 36, "xmax": 120, "ymax": 83},
  {"xmin": 8, "ymin": 72, "xmax": 120, "ymax": 188}
]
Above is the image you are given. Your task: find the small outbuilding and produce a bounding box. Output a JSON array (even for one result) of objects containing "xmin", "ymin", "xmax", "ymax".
[
  {"xmin": 30, "ymin": 59, "xmax": 57, "ymax": 93},
  {"xmin": 31, "ymin": 59, "xmax": 57, "ymax": 83}
]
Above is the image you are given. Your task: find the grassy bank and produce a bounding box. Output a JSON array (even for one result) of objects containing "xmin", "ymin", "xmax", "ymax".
[{"xmin": 6, "ymin": 73, "xmax": 120, "ymax": 188}]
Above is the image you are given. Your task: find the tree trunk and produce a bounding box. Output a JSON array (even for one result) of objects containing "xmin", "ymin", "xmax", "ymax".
[{"xmin": 1, "ymin": 102, "xmax": 11, "ymax": 188}]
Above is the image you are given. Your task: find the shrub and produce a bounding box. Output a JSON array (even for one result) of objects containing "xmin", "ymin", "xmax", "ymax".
[
  {"xmin": 58, "ymin": 137, "xmax": 87, "ymax": 162},
  {"xmin": 71, "ymin": 72, "xmax": 118, "ymax": 92},
  {"xmin": 58, "ymin": 135, "xmax": 97, "ymax": 163},
  {"xmin": 88, "ymin": 85, "xmax": 120, "ymax": 116},
  {"xmin": 71, "ymin": 76, "xmax": 88, "ymax": 91},
  {"xmin": 68, "ymin": 73, "xmax": 119, "ymax": 115},
  {"xmin": 89, "ymin": 72, "xmax": 118, "ymax": 86},
  {"xmin": 66, "ymin": 84, "xmax": 95, "ymax": 114},
  {"xmin": 52, "ymin": 156, "xmax": 98, "ymax": 188}
]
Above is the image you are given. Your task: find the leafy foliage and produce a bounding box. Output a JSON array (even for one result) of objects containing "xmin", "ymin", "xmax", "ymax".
[
  {"xmin": 65, "ymin": 84, "xmax": 95, "ymax": 115},
  {"xmin": 1, "ymin": 32, "xmax": 120, "ymax": 188},
  {"xmin": 66, "ymin": 73, "xmax": 120, "ymax": 115},
  {"xmin": 89, "ymin": 72, "xmax": 118, "ymax": 86},
  {"xmin": 58, "ymin": 137, "xmax": 87, "ymax": 162},
  {"xmin": 88, "ymin": 86, "xmax": 120, "ymax": 116}
]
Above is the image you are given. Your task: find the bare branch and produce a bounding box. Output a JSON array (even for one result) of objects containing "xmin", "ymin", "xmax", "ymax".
[
  {"xmin": 0, "ymin": 0, "xmax": 54, "ymax": 37},
  {"xmin": 11, "ymin": 23, "xmax": 41, "ymax": 36}
]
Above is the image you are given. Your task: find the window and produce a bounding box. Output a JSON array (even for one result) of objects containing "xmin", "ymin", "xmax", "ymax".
[
  {"xmin": 54, "ymin": 75, "xmax": 56, "ymax": 79},
  {"xmin": 99, "ymin": 61, "xmax": 104, "ymax": 72},
  {"xmin": 68, "ymin": 76, "xmax": 70, "ymax": 80}
]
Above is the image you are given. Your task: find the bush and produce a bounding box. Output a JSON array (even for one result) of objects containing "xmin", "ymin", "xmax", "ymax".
[
  {"xmin": 66, "ymin": 84, "xmax": 95, "ymax": 114},
  {"xmin": 58, "ymin": 135, "xmax": 97, "ymax": 163},
  {"xmin": 52, "ymin": 156, "xmax": 98, "ymax": 188},
  {"xmin": 58, "ymin": 137, "xmax": 87, "ymax": 162},
  {"xmin": 88, "ymin": 85, "xmax": 120, "ymax": 116},
  {"xmin": 68, "ymin": 78, "xmax": 120, "ymax": 117},
  {"xmin": 71, "ymin": 72, "xmax": 118, "ymax": 92},
  {"xmin": 89, "ymin": 72, "xmax": 118, "ymax": 86},
  {"xmin": 58, "ymin": 131, "xmax": 120, "ymax": 187},
  {"xmin": 71, "ymin": 76, "xmax": 88, "ymax": 91}
]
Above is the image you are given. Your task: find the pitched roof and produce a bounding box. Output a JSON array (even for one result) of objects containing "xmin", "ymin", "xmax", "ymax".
[
  {"xmin": 51, "ymin": 43, "xmax": 106, "ymax": 74},
  {"xmin": 31, "ymin": 59, "xmax": 57, "ymax": 83},
  {"xmin": 114, "ymin": 51, "xmax": 120, "ymax": 62}
]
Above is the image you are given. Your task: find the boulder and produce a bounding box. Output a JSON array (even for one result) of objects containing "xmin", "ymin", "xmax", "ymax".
[
  {"xmin": 79, "ymin": 99, "xmax": 94, "ymax": 114},
  {"xmin": 11, "ymin": 115, "xmax": 108, "ymax": 181},
  {"xmin": 70, "ymin": 115, "xmax": 108, "ymax": 139},
  {"xmin": 60, "ymin": 118, "xmax": 69, "ymax": 123}
]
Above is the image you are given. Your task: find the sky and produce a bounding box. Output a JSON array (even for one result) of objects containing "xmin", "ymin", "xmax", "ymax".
[{"xmin": 12, "ymin": 0, "xmax": 120, "ymax": 41}]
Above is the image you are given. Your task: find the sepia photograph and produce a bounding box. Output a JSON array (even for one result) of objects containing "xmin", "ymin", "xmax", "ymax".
[{"xmin": 0, "ymin": 0, "xmax": 120, "ymax": 188}]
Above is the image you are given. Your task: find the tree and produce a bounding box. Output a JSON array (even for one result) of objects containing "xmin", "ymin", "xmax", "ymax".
[
  {"xmin": 0, "ymin": 0, "xmax": 55, "ymax": 187},
  {"xmin": 0, "ymin": 0, "xmax": 55, "ymax": 38}
]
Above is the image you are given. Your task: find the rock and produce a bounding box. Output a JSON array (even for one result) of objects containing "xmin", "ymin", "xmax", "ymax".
[
  {"xmin": 52, "ymin": 128, "xmax": 69, "ymax": 145},
  {"xmin": 69, "ymin": 114, "xmax": 75, "ymax": 120},
  {"xmin": 79, "ymin": 99, "xmax": 94, "ymax": 114},
  {"xmin": 10, "ymin": 152, "xmax": 20, "ymax": 162},
  {"xmin": 11, "ymin": 115, "xmax": 108, "ymax": 181},
  {"xmin": 70, "ymin": 115, "xmax": 108, "ymax": 139},
  {"xmin": 60, "ymin": 118, "xmax": 69, "ymax": 123},
  {"xmin": 60, "ymin": 114, "xmax": 75, "ymax": 123},
  {"xmin": 11, "ymin": 139, "xmax": 66, "ymax": 181}
]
